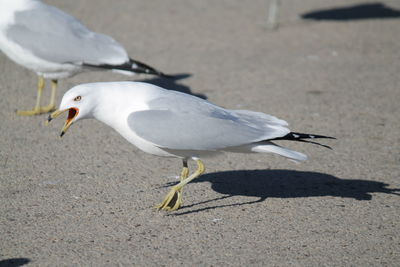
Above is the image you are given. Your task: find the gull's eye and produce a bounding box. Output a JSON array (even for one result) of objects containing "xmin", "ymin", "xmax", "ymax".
[{"xmin": 74, "ymin": 96, "xmax": 82, "ymax": 101}]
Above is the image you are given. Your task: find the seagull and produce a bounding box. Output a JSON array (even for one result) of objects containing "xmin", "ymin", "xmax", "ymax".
[
  {"xmin": 0, "ymin": 0, "xmax": 168, "ymax": 116},
  {"xmin": 46, "ymin": 81, "xmax": 334, "ymax": 211}
]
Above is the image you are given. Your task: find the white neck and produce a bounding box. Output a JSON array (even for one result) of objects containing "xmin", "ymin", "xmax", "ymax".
[{"xmin": 90, "ymin": 84, "xmax": 152, "ymax": 130}]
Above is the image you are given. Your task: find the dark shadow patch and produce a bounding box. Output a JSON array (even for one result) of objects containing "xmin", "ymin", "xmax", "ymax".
[
  {"xmin": 170, "ymin": 169, "xmax": 399, "ymax": 215},
  {"xmin": 137, "ymin": 73, "xmax": 207, "ymax": 99},
  {"xmin": 301, "ymin": 3, "xmax": 400, "ymax": 21},
  {"xmin": 0, "ymin": 258, "xmax": 31, "ymax": 267}
]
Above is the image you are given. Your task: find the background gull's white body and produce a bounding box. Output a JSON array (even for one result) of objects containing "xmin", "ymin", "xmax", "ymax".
[{"xmin": 0, "ymin": 0, "xmax": 129, "ymax": 79}]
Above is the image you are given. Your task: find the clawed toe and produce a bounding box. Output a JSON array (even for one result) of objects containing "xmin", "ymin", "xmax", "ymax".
[
  {"xmin": 155, "ymin": 187, "xmax": 182, "ymax": 211},
  {"xmin": 16, "ymin": 105, "xmax": 56, "ymax": 116}
]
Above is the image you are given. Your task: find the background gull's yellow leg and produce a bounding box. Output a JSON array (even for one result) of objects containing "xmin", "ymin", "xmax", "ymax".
[
  {"xmin": 40, "ymin": 79, "xmax": 58, "ymax": 113},
  {"xmin": 17, "ymin": 75, "xmax": 45, "ymax": 116}
]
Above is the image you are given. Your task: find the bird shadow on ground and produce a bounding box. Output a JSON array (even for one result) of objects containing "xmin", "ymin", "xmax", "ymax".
[
  {"xmin": 136, "ymin": 73, "xmax": 207, "ymax": 99},
  {"xmin": 169, "ymin": 169, "xmax": 399, "ymax": 215},
  {"xmin": 301, "ymin": 2, "xmax": 400, "ymax": 21},
  {"xmin": 0, "ymin": 258, "xmax": 31, "ymax": 267}
]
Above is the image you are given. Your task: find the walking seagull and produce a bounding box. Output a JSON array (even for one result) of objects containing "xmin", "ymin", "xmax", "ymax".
[
  {"xmin": 0, "ymin": 0, "xmax": 168, "ymax": 116},
  {"xmin": 47, "ymin": 82, "xmax": 335, "ymax": 211}
]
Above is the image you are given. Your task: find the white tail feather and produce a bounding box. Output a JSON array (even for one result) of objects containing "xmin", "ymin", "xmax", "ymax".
[{"xmin": 251, "ymin": 143, "xmax": 308, "ymax": 162}]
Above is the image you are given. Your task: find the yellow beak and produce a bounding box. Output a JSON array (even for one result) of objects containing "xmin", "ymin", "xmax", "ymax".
[{"xmin": 46, "ymin": 108, "xmax": 79, "ymax": 137}]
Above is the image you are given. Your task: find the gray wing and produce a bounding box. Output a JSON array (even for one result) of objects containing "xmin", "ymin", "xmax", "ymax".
[
  {"xmin": 6, "ymin": 3, "xmax": 128, "ymax": 65},
  {"xmin": 127, "ymin": 91, "xmax": 290, "ymax": 151}
]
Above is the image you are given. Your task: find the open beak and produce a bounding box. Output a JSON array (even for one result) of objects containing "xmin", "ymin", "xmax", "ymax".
[{"xmin": 46, "ymin": 108, "xmax": 79, "ymax": 137}]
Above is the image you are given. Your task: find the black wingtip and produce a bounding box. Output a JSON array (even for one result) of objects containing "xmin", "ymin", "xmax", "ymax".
[
  {"xmin": 269, "ymin": 132, "xmax": 335, "ymax": 149},
  {"xmin": 284, "ymin": 132, "xmax": 336, "ymax": 140},
  {"xmin": 129, "ymin": 58, "xmax": 171, "ymax": 78},
  {"xmin": 152, "ymin": 73, "xmax": 192, "ymax": 80},
  {"xmin": 295, "ymin": 139, "xmax": 333, "ymax": 149},
  {"xmin": 83, "ymin": 58, "xmax": 171, "ymax": 78}
]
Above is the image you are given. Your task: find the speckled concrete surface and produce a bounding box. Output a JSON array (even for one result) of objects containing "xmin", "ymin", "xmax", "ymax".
[{"xmin": 1, "ymin": 0, "xmax": 399, "ymax": 266}]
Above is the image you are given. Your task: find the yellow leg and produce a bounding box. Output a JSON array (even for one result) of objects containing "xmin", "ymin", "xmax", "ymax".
[
  {"xmin": 176, "ymin": 159, "xmax": 189, "ymax": 207},
  {"xmin": 39, "ymin": 79, "xmax": 57, "ymax": 113},
  {"xmin": 155, "ymin": 159, "xmax": 205, "ymax": 211},
  {"xmin": 16, "ymin": 77, "xmax": 57, "ymax": 116},
  {"xmin": 17, "ymin": 76, "xmax": 45, "ymax": 116}
]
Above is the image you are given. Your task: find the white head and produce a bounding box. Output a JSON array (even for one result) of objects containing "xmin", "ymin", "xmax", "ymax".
[
  {"xmin": 47, "ymin": 81, "xmax": 164, "ymax": 136},
  {"xmin": 46, "ymin": 83, "xmax": 101, "ymax": 136}
]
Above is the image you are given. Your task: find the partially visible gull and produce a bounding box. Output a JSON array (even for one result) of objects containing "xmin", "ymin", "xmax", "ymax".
[
  {"xmin": 0, "ymin": 0, "xmax": 168, "ymax": 115},
  {"xmin": 47, "ymin": 81, "xmax": 335, "ymax": 211}
]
